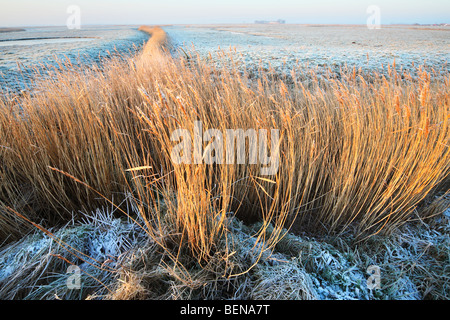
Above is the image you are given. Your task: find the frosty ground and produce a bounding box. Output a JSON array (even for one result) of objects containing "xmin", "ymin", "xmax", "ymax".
[{"xmin": 0, "ymin": 193, "xmax": 448, "ymax": 300}]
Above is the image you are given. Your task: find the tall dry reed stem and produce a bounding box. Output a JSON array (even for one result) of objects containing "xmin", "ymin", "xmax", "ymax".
[{"xmin": 0, "ymin": 42, "xmax": 449, "ymax": 264}]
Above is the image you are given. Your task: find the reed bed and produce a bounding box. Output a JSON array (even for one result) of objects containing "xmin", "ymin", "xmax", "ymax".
[{"xmin": 0, "ymin": 30, "xmax": 449, "ymax": 271}]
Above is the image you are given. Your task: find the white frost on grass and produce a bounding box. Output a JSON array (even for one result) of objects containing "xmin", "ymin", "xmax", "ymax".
[
  {"xmin": 0, "ymin": 205, "xmax": 147, "ymax": 299},
  {"xmin": 0, "ymin": 200, "xmax": 448, "ymax": 300}
]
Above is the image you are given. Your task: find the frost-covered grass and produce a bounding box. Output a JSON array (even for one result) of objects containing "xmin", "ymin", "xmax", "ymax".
[
  {"xmin": 0, "ymin": 202, "xmax": 146, "ymax": 299},
  {"xmin": 166, "ymin": 24, "xmax": 450, "ymax": 82},
  {"xmin": 0, "ymin": 198, "xmax": 448, "ymax": 300}
]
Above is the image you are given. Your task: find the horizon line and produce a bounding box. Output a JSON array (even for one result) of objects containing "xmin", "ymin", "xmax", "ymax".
[{"xmin": 2, "ymin": 22, "xmax": 450, "ymax": 29}]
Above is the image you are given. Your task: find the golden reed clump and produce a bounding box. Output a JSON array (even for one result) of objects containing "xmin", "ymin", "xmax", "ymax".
[{"xmin": 0, "ymin": 26, "xmax": 449, "ymax": 263}]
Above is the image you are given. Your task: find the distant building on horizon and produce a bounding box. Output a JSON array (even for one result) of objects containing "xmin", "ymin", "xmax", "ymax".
[
  {"xmin": 412, "ymin": 22, "xmax": 449, "ymax": 26},
  {"xmin": 255, "ymin": 19, "xmax": 286, "ymax": 25}
]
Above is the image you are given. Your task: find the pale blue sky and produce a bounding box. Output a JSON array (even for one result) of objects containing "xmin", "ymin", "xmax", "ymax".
[{"xmin": 1, "ymin": 0, "xmax": 449, "ymax": 27}]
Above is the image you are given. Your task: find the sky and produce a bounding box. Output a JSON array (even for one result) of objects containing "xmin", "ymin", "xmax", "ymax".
[{"xmin": 1, "ymin": 0, "xmax": 449, "ymax": 27}]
